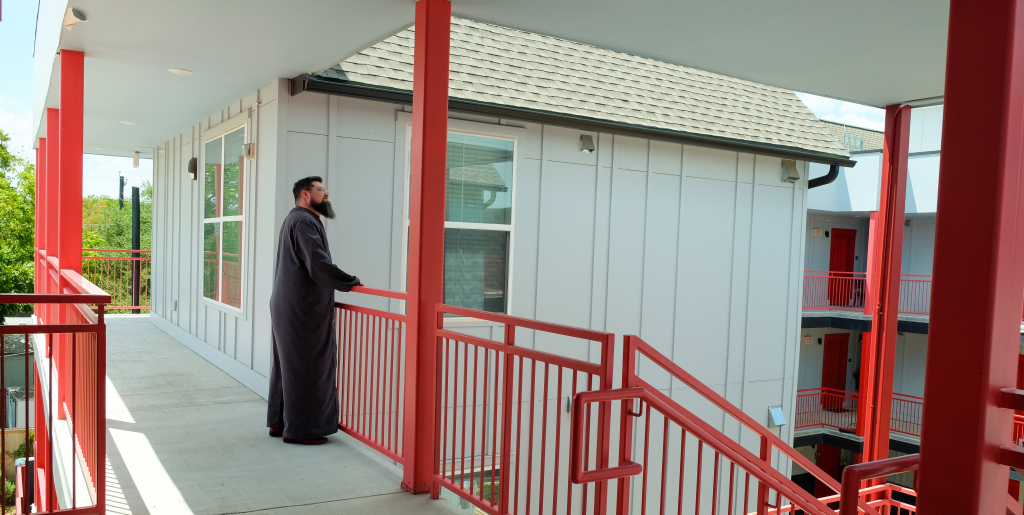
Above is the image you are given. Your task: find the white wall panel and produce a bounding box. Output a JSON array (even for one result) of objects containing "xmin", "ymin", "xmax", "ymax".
[
  {"xmin": 605, "ymin": 168, "xmax": 647, "ymax": 339},
  {"xmin": 639, "ymin": 172, "xmax": 681, "ymax": 388},
  {"xmin": 544, "ymin": 125, "xmax": 598, "ymax": 166},
  {"xmin": 683, "ymin": 145, "xmax": 737, "ymax": 180},
  {"xmin": 336, "ymin": 96, "xmax": 399, "ymax": 143},
  {"xmin": 649, "ymin": 140, "xmax": 682, "ymax": 176},
  {"xmin": 535, "ymin": 161, "xmax": 598, "ymax": 359},
  {"xmin": 287, "ymin": 92, "xmax": 328, "ymax": 135},
  {"xmin": 677, "ymin": 177, "xmax": 736, "ymax": 387},
  {"xmin": 613, "ymin": 136, "xmax": 649, "ymax": 172},
  {"xmin": 745, "ymin": 185, "xmax": 795, "ymax": 383},
  {"xmin": 331, "ymin": 137, "xmax": 396, "ymax": 312}
]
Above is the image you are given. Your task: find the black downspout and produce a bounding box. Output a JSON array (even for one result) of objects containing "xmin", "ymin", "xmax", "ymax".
[{"xmin": 808, "ymin": 164, "xmax": 840, "ymax": 189}]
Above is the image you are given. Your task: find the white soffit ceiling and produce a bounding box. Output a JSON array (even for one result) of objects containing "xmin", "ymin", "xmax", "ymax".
[
  {"xmin": 41, "ymin": 0, "xmax": 415, "ymax": 157},
  {"xmin": 42, "ymin": 0, "xmax": 950, "ymax": 156}
]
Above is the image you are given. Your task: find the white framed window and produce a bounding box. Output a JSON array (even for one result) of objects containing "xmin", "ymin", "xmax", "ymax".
[
  {"xmin": 404, "ymin": 128, "xmax": 517, "ymax": 314},
  {"xmin": 202, "ymin": 124, "xmax": 247, "ymax": 310}
]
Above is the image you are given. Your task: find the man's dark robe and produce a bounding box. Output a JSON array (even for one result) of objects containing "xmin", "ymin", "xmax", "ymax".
[{"xmin": 268, "ymin": 206, "xmax": 360, "ymax": 438}]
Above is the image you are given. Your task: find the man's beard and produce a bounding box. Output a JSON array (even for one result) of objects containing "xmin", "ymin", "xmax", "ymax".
[{"xmin": 311, "ymin": 198, "xmax": 336, "ymax": 219}]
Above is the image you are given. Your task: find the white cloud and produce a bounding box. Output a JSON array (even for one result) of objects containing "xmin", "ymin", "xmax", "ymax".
[{"xmin": 796, "ymin": 92, "xmax": 885, "ymax": 131}]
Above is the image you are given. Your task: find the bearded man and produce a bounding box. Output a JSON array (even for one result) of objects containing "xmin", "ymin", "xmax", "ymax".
[{"xmin": 267, "ymin": 176, "xmax": 362, "ymax": 445}]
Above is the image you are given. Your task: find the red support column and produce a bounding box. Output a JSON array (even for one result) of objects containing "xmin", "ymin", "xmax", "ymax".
[
  {"xmin": 863, "ymin": 105, "xmax": 911, "ymax": 465},
  {"xmin": 401, "ymin": 0, "xmax": 450, "ymax": 495},
  {"xmin": 45, "ymin": 109, "xmax": 59, "ymax": 291},
  {"xmin": 917, "ymin": 0, "xmax": 1024, "ymax": 512},
  {"xmin": 34, "ymin": 140, "xmax": 45, "ymax": 294},
  {"xmin": 58, "ymin": 50, "xmax": 84, "ymax": 274}
]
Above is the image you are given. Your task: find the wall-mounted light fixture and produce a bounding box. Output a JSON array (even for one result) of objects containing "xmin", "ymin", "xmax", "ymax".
[
  {"xmin": 133, "ymin": 151, "xmax": 140, "ymax": 168},
  {"xmin": 63, "ymin": 8, "xmax": 87, "ymax": 30},
  {"xmin": 188, "ymin": 157, "xmax": 198, "ymax": 180},
  {"xmin": 579, "ymin": 134, "xmax": 595, "ymax": 154},
  {"xmin": 780, "ymin": 159, "xmax": 800, "ymax": 183},
  {"xmin": 243, "ymin": 143, "xmax": 257, "ymax": 160}
]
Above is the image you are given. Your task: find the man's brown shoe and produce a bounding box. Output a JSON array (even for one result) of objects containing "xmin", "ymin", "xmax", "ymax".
[
  {"xmin": 269, "ymin": 427, "xmax": 283, "ymax": 437},
  {"xmin": 283, "ymin": 436, "xmax": 328, "ymax": 445}
]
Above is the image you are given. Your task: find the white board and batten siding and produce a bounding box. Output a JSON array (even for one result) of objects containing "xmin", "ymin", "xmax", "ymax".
[{"xmin": 151, "ymin": 79, "xmax": 814, "ymax": 466}]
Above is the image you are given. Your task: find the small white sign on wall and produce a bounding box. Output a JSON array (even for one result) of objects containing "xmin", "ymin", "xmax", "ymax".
[{"xmin": 814, "ymin": 229, "xmax": 822, "ymax": 237}]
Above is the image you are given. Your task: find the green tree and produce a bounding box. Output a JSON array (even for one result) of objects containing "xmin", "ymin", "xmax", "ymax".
[{"xmin": 0, "ymin": 130, "xmax": 35, "ymax": 323}]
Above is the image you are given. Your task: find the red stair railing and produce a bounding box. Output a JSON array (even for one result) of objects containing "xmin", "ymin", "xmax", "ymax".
[
  {"xmin": 568, "ymin": 335, "xmax": 879, "ymax": 515},
  {"xmin": 433, "ymin": 304, "xmax": 615, "ymax": 515}
]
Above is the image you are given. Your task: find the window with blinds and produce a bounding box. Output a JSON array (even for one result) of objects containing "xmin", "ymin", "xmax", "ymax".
[{"xmin": 407, "ymin": 132, "xmax": 515, "ymax": 314}]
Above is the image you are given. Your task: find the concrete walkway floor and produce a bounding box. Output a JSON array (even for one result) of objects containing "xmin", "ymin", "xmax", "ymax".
[{"xmin": 104, "ymin": 316, "xmax": 464, "ymax": 515}]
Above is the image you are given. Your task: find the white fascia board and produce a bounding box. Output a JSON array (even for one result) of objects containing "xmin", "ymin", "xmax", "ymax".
[{"xmin": 32, "ymin": 0, "xmax": 69, "ymax": 144}]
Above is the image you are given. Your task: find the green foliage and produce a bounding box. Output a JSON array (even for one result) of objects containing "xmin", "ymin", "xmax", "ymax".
[
  {"xmin": 3, "ymin": 479, "xmax": 12, "ymax": 506},
  {"xmin": 10, "ymin": 430, "xmax": 34, "ymax": 459},
  {"xmin": 0, "ymin": 130, "xmax": 35, "ymax": 323},
  {"xmin": 81, "ymin": 181, "xmax": 153, "ymax": 251},
  {"xmin": 475, "ymin": 480, "xmax": 500, "ymax": 504}
]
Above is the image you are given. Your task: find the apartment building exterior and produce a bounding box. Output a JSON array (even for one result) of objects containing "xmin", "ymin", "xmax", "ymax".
[{"xmin": 17, "ymin": 0, "xmax": 1022, "ymax": 513}]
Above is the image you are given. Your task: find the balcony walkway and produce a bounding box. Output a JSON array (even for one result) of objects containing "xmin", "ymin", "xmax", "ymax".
[{"xmin": 104, "ymin": 315, "xmax": 462, "ymax": 515}]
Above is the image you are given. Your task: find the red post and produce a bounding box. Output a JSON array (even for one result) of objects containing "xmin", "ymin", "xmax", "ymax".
[
  {"xmin": 34, "ymin": 140, "xmax": 45, "ymax": 295},
  {"xmin": 401, "ymin": 0, "xmax": 450, "ymax": 495},
  {"xmin": 857, "ymin": 106, "xmax": 911, "ymax": 466},
  {"xmin": 45, "ymin": 109, "xmax": 59, "ymax": 289},
  {"xmin": 917, "ymin": 0, "xmax": 1024, "ymax": 512},
  {"xmin": 58, "ymin": 50, "xmax": 84, "ymax": 275},
  {"xmin": 868, "ymin": 105, "xmax": 911, "ymax": 462}
]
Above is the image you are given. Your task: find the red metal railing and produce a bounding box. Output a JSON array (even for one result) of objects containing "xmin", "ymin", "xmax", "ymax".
[
  {"xmin": 335, "ymin": 286, "xmax": 409, "ymax": 463},
  {"xmin": 434, "ymin": 304, "xmax": 615, "ymax": 515},
  {"xmin": 794, "ymin": 388, "xmax": 858, "ymax": 431},
  {"xmin": 1014, "ymin": 415, "xmax": 1024, "ymax": 448},
  {"xmin": 568, "ymin": 335, "xmax": 879, "ymax": 515},
  {"xmin": 2, "ymin": 269, "xmax": 109, "ymax": 514},
  {"xmin": 897, "ymin": 274, "xmax": 932, "ymax": 315},
  {"xmin": 891, "ymin": 393, "xmax": 924, "ymax": 437},
  {"xmin": 803, "ymin": 271, "xmax": 940, "ymax": 316},
  {"xmin": 81, "ymin": 249, "xmax": 151, "ymax": 311},
  {"xmin": 802, "ymin": 271, "xmax": 867, "ymax": 312},
  {"xmin": 838, "ymin": 454, "xmax": 919, "ymax": 515}
]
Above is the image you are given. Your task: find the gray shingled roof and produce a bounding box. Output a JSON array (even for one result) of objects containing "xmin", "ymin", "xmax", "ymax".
[
  {"xmin": 820, "ymin": 120, "xmax": 884, "ymax": 152},
  {"xmin": 317, "ymin": 18, "xmax": 850, "ymax": 159}
]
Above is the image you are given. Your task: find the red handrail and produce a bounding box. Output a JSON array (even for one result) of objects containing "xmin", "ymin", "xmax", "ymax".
[
  {"xmin": 434, "ymin": 303, "xmax": 616, "ymax": 515},
  {"xmin": 5, "ymin": 276, "xmax": 109, "ymax": 513},
  {"xmin": 839, "ymin": 454, "xmax": 919, "ymax": 515}
]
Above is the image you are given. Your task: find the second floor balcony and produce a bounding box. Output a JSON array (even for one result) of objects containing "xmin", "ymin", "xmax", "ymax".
[{"xmin": 801, "ymin": 271, "xmax": 933, "ymax": 316}]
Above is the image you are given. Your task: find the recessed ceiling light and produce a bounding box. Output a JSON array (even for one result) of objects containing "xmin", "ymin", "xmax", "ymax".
[
  {"xmin": 93, "ymin": 147, "xmax": 104, "ymax": 150},
  {"xmin": 120, "ymin": 121, "xmax": 136, "ymax": 125},
  {"xmin": 168, "ymin": 68, "xmax": 192, "ymax": 75}
]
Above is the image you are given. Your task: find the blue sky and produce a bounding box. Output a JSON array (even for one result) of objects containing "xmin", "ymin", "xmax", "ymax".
[
  {"xmin": 1, "ymin": 1, "xmax": 878, "ymax": 197},
  {"xmin": 0, "ymin": 0, "xmax": 152, "ymax": 197}
]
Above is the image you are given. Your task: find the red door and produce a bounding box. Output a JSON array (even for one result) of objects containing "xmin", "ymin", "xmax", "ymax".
[
  {"xmin": 828, "ymin": 228, "xmax": 857, "ymax": 305},
  {"xmin": 822, "ymin": 333, "xmax": 850, "ymax": 411},
  {"xmin": 814, "ymin": 444, "xmax": 842, "ymax": 497}
]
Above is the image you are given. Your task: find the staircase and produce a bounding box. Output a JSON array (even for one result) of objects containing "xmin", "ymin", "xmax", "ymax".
[{"xmin": 569, "ymin": 335, "xmax": 914, "ymax": 515}]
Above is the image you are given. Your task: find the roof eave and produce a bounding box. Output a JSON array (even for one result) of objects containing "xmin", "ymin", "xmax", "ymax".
[{"xmin": 297, "ymin": 75, "xmax": 857, "ymax": 168}]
